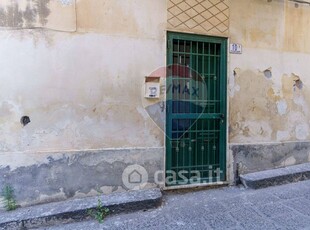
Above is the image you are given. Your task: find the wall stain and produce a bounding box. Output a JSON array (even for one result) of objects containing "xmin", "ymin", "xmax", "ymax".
[
  {"xmin": 229, "ymin": 69, "xmax": 275, "ymax": 142},
  {"xmin": 0, "ymin": 0, "xmax": 50, "ymax": 28},
  {"xmin": 23, "ymin": 2, "xmax": 37, "ymax": 27},
  {"xmin": 232, "ymin": 142, "xmax": 310, "ymax": 178},
  {"xmin": 0, "ymin": 3, "xmax": 23, "ymax": 27},
  {"xmin": 76, "ymin": 0, "xmax": 143, "ymax": 37},
  {"xmin": 0, "ymin": 149, "xmax": 163, "ymax": 206},
  {"xmin": 35, "ymin": 0, "xmax": 50, "ymax": 26},
  {"xmin": 230, "ymin": 69, "xmax": 310, "ymax": 143},
  {"xmin": 284, "ymin": 1, "xmax": 310, "ymax": 53}
]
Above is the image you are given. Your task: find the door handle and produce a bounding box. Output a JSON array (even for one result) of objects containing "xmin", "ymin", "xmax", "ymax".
[{"xmin": 220, "ymin": 113, "xmax": 225, "ymax": 124}]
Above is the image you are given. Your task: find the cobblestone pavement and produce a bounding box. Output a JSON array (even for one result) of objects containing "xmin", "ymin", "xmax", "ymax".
[{"xmin": 40, "ymin": 180, "xmax": 310, "ymax": 230}]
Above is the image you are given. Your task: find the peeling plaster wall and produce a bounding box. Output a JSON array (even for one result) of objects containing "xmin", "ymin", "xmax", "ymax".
[
  {"xmin": 0, "ymin": 148, "xmax": 164, "ymax": 206},
  {"xmin": 0, "ymin": 0, "xmax": 167, "ymax": 153},
  {"xmin": 229, "ymin": 0, "xmax": 310, "ymax": 175},
  {"xmin": 229, "ymin": 0, "xmax": 310, "ymax": 143},
  {"xmin": 0, "ymin": 0, "xmax": 167, "ymax": 205},
  {"xmin": 0, "ymin": 33, "xmax": 165, "ymax": 152},
  {"xmin": 166, "ymin": 0, "xmax": 310, "ymax": 179},
  {"xmin": 230, "ymin": 142, "xmax": 310, "ymax": 181},
  {"xmin": 2, "ymin": 0, "xmax": 310, "ymax": 204}
]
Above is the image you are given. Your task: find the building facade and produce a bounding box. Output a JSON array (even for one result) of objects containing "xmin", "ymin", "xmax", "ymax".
[{"xmin": 1, "ymin": 0, "xmax": 310, "ymax": 206}]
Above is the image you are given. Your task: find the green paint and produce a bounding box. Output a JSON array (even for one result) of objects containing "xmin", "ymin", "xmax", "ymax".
[{"xmin": 166, "ymin": 32, "xmax": 227, "ymax": 186}]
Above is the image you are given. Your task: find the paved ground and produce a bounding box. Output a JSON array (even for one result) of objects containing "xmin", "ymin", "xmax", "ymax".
[{"xmin": 39, "ymin": 180, "xmax": 310, "ymax": 230}]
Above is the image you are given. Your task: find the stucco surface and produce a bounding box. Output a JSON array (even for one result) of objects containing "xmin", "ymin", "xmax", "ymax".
[
  {"xmin": 0, "ymin": 0, "xmax": 76, "ymax": 31},
  {"xmin": 231, "ymin": 142, "xmax": 310, "ymax": 182},
  {"xmin": 0, "ymin": 0, "xmax": 167, "ymax": 206},
  {"xmin": 0, "ymin": 0, "xmax": 167, "ymax": 153},
  {"xmin": 0, "ymin": 148, "xmax": 164, "ymax": 207},
  {"xmin": 229, "ymin": 0, "xmax": 310, "ymax": 144},
  {"xmin": 1, "ymin": 0, "xmax": 310, "ymax": 204}
]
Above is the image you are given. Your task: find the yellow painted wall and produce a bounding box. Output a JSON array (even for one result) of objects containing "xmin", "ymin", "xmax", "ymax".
[
  {"xmin": 229, "ymin": 0, "xmax": 310, "ymax": 143},
  {"xmin": 0, "ymin": 0, "xmax": 167, "ymax": 153},
  {"xmin": 1, "ymin": 0, "xmax": 310, "ymax": 154}
]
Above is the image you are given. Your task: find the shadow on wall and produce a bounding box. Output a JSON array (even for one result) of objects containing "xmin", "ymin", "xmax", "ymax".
[{"xmin": 0, "ymin": 0, "xmax": 50, "ymax": 28}]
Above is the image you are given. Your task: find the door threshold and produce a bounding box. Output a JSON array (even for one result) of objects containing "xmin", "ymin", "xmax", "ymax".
[{"xmin": 163, "ymin": 181, "xmax": 229, "ymax": 191}]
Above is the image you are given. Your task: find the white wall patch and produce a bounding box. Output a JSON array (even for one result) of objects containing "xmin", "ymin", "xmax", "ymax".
[
  {"xmin": 276, "ymin": 100, "xmax": 287, "ymax": 116},
  {"xmin": 295, "ymin": 124, "xmax": 309, "ymax": 140},
  {"xmin": 58, "ymin": 0, "xmax": 74, "ymax": 6}
]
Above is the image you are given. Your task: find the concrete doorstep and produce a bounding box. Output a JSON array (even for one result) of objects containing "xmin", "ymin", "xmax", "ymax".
[
  {"xmin": 240, "ymin": 162, "xmax": 310, "ymax": 189},
  {"xmin": 0, "ymin": 188, "xmax": 162, "ymax": 230}
]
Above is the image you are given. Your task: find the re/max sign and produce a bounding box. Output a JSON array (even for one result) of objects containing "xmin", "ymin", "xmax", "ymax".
[{"xmin": 166, "ymin": 83, "xmax": 200, "ymax": 97}]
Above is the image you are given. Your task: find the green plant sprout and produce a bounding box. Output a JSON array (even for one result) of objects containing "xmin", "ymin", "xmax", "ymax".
[
  {"xmin": 88, "ymin": 198, "xmax": 109, "ymax": 223},
  {"xmin": 1, "ymin": 185, "xmax": 17, "ymax": 211}
]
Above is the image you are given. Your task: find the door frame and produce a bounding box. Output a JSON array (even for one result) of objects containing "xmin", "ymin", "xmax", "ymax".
[{"xmin": 164, "ymin": 31, "xmax": 228, "ymax": 188}]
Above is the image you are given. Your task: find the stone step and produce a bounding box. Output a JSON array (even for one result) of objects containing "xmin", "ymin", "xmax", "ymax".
[
  {"xmin": 0, "ymin": 188, "xmax": 162, "ymax": 230},
  {"xmin": 240, "ymin": 162, "xmax": 310, "ymax": 189}
]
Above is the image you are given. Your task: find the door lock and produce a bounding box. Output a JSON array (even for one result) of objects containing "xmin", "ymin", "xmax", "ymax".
[{"xmin": 220, "ymin": 114, "xmax": 225, "ymax": 124}]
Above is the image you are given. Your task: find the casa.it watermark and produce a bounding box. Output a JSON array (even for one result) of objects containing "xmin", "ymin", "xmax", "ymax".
[{"xmin": 122, "ymin": 164, "xmax": 223, "ymax": 190}]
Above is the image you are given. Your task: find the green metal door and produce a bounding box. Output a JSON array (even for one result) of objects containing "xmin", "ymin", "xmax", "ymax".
[{"xmin": 166, "ymin": 32, "xmax": 227, "ymax": 186}]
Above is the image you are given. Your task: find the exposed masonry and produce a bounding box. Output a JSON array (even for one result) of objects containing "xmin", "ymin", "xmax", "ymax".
[
  {"xmin": 231, "ymin": 142, "xmax": 310, "ymax": 183},
  {"xmin": 0, "ymin": 148, "xmax": 164, "ymax": 207}
]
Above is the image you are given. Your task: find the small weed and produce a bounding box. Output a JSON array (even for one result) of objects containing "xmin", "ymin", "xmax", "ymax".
[
  {"xmin": 1, "ymin": 185, "xmax": 17, "ymax": 211},
  {"xmin": 88, "ymin": 199, "xmax": 109, "ymax": 223}
]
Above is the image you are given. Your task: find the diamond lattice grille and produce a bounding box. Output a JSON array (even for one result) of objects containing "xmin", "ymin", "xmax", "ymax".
[{"xmin": 168, "ymin": 0, "xmax": 229, "ymax": 34}]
